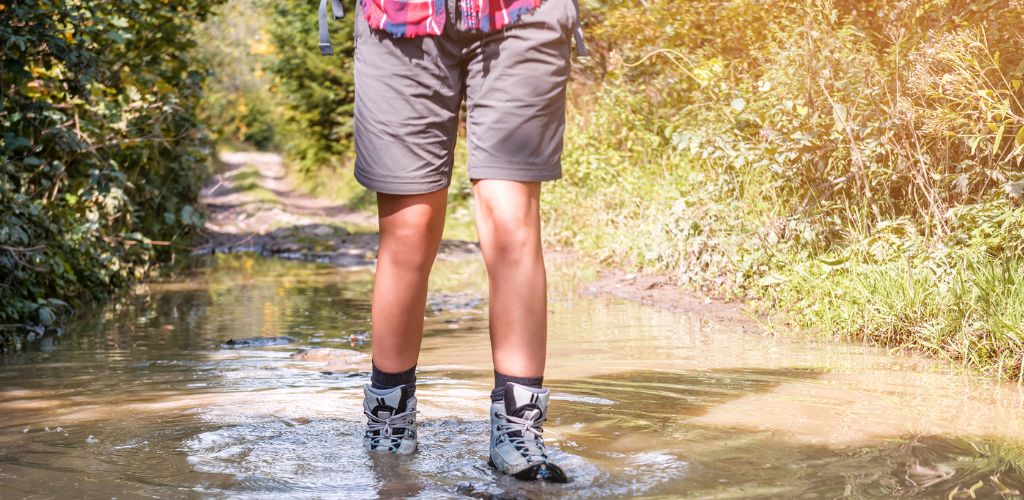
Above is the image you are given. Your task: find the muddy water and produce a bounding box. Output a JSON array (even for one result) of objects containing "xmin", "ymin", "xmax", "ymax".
[{"xmin": 2, "ymin": 255, "xmax": 1024, "ymax": 499}]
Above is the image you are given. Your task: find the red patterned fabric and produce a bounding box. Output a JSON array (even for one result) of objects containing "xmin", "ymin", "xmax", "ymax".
[{"xmin": 360, "ymin": 0, "xmax": 543, "ymax": 38}]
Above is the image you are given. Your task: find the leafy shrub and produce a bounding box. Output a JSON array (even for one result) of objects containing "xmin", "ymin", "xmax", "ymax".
[{"xmin": 1, "ymin": 0, "xmax": 221, "ymax": 348}]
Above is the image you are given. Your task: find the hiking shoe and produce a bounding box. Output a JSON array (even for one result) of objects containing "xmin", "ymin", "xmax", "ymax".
[
  {"xmin": 363, "ymin": 384, "xmax": 418, "ymax": 454},
  {"xmin": 488, "ymin": 383, "xmax": 568, "ymax": 483}
]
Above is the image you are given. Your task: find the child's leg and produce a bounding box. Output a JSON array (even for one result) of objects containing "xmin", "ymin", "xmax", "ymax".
[
  {"xmin": 361, "ymin": 189, "xmax": 446, "ymax": 455},
  {"xmin": 474, "ymin": 179, "xmax": 567, "ymax": 482},
  {"xmin": 472, "ymin": 180, "xmax": 547, "ymax": 379},
  {"xmin": 370, "ymin": 189, "xmax": 448, "ymax": 375}
]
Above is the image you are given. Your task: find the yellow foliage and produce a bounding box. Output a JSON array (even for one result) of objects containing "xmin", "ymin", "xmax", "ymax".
[{"xmin": 250, "ymin": 38, "xmax": 275, "ymax": 56}]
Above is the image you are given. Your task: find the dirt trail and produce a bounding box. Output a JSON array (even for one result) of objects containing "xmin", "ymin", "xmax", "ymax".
[
  {"xmin": 196, "ymin": 151, "xmax": 479, "ymax": 266},
  {"xmin": 197, "ymin": 151, "xmax": 751, "ymax": 320},
  {"xmin": 205, "ymin": 151, "xmax": 376, "ymax": 231}
]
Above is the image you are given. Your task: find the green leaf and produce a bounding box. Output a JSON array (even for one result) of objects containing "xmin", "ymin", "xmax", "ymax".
[
  {"xmin": 969, "ymin": 135, "xmax": 982, "ymax": 155},
  {"xmin": 180, "ymin": 204, "xmax": 202, "ymax": 226},
  {"xmin": 818, "ymin": 254, "xmax": 850, "ymax": 268},
  {"xmin": 38, "ymin": 307, "xmax": 55, "ymax": 326},
  {"xmin": 759, "ymin": 274, "xmax": 789, "ymax": 287}
]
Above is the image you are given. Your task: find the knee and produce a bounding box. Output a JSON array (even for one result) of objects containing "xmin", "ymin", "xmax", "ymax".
[
  {"xmin": 379, "ymin": 224, "xmax": 439, "ymax": 273},
  {"xmin": 478, "ymin": 208, "xmax": 540, "ymax": 265}
]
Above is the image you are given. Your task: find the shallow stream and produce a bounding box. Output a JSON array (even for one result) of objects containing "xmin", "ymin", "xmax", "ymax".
[{"xmin": 2, "ymin": 255, "xmax": 1024, "ymax": 498}]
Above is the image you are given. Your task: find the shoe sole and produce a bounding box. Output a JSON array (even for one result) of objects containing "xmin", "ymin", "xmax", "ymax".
[
  {"xmin": 488, "ymin": 457, "xmax": 569, "ymax": 483},
  {"xmin": 366, "ymin": 442, "xmax": 418, "ymax": 454}
]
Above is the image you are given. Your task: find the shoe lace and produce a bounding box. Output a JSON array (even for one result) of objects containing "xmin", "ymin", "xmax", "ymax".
[
  {"xmin": 495, "ymin": 410, "xmax": 548, "ymax": 463},
  {"xmin": 365, "ymin": 408, "xmax": 418, "ymax": 448}
]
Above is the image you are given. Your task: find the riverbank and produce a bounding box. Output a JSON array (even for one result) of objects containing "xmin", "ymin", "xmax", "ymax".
[
  {"xmin": 546, "ymin": 100, "xmax": 1024, "ymax": 381},
  {"xmin": 1, "ymin": 1, "xmax": 220, "ymax": 350}
]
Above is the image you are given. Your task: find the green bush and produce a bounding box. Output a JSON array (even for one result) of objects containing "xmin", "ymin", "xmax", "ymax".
[{"xmin": 1, "ymin": 0, "xmax": 222, "ymax": 348}]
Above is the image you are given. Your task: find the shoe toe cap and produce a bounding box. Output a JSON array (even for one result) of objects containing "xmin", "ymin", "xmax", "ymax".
[{"xmin": 513, "ymin": 463, "xmax": 568, "ymax": 483}]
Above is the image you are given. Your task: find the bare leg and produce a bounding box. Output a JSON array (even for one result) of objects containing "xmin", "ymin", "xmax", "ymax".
[
  {"xmin": 472, "ymin": 179, "xmax": 547, "ymax": 378},
  {"xmin": 370, "ymin": 188, "xmax": 448, "ymax": 373}
]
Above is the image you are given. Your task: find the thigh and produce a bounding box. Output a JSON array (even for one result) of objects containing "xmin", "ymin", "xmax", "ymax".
[
  {"xmin": 353, "ymin": 4, "xmax": 464, "ymax": 195},
  {"xmin": 463, "ymin": 0, "xmax": 574, "ymax": 183}
]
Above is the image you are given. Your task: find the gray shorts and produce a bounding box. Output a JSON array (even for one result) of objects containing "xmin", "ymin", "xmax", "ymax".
[{"xmin": 352, "ymin": 0, "xmax": 575, "ymax": 195}]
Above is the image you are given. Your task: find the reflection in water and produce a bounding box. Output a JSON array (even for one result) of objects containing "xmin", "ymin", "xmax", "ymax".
[{"xmin": 1, "ymin": 254, "xmax": 1024, "ymax": 498}]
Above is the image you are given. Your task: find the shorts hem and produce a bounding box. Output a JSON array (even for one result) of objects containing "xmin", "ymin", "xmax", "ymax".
[
  {"xmin": 467, "ymin": 163, "xmax": 563, "ymax": 183},
  {"xmin": 354, "ymin": 169, "xmax": 452, "ymax": 195}
]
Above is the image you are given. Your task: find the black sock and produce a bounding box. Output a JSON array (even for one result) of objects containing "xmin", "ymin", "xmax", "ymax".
[
  {"xmin": 371, "ymin": 361, "xmax": 416, "ymax": 396},
  {"xmin": 491, "ymin": 370, "xmax": 544, "ymax": 402}
]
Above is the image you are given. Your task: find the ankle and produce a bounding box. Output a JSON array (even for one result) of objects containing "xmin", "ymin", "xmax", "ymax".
[
  {"xmin": 491, "ymin": 370, "xmax": 543, "ymax": 402},
  {"xmin": 371, "ymin": 361, "xmax": 417, "ymax": 396}
]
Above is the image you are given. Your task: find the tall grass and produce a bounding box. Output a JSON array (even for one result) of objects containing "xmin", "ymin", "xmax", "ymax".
[{"xmin": 547, "ymin": 0, "xmax": 1024, "ymax": 379}]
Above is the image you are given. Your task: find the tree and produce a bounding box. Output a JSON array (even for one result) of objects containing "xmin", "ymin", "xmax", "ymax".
[{"xmin": 266, "ymin": 0, "xmax": 357, "ymax": 172}]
